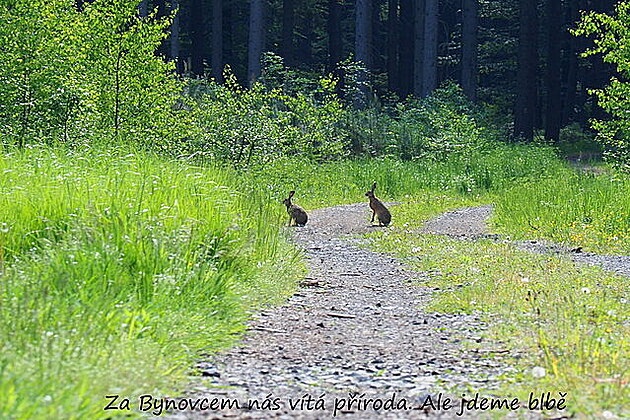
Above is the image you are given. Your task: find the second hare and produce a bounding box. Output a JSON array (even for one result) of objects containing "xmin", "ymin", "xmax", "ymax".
[
  {"xmin": 283, "ymin": 191, "xmax": 308, "ymax": 226},
  {"xmin": 365, "ymin": 182, "xmax": 391, "ymax": 226}
]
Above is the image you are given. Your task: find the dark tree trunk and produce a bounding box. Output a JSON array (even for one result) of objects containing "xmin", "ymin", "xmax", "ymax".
[
  {"xmin": 281, "ymin": 0, "xmax": 295, "ymax": 65},
  {"xmin": 562, "ymin": 0, "xmax": 583, "ymax": 126},
  {"xmin": 224, "ymin": 0, "xmax": 234, "ymax": 72},
  {"xmin": 461, "ymin": 0, "xmax": 478, "ymax": 102},
  {"xmin": 397, "ymin": 0, "xmax": 413, "ymax": 97},
  {"xmin": 297, "ymin": 9, "xmax": 315, "ymax": 66},
  {"xmin": 421, "ymin": 0, "xmax": 438, "ymax": 97},
  {"xmin": 544, "ymin": 0, "xmax": 562, "ymax": 142},
  {"xmin": 212, "ymin": 0, "xmax": 223, "ymax": 82},
  {"xmin": 139, "ymin": 0, "xmax": 149, "ymax": 16},
  {"xmin": 248, "ymin": 0, "xmax": 265, "ymax": 85},
  {"xmin": 387, "ymin": 0, "xmax": 398, "ymax": 92},
  {"xmin": 190, "ymin": 0, "xmax": 205, "ymax": 76},
  {"xmin": 169, "ymin": 0, "xmax": 182, "ymax": 74},
  {"xmin": 355, "ymin": 0, "xmax": 372, "ymax": 69},
  {"xmin": 413, "ymin": 0, "xmax": 425, "ymax": 96},
  {"xmin": 514, "ymin": 0, "xmax": 538, "ymax": 141},
  {"xmin": 371, "ymin": 0, "xmax": 385, "ymax": 72},
  {"xmin": 355, "ymin": 0, "xmax": 372, "ymax": 107},
  {"xmin": 328, "ymin": 0, "xmax": 343, "ymax": 72},
  {"xmin": 438, "ymin": 0, "xmax": 457, "ymax": 84}
]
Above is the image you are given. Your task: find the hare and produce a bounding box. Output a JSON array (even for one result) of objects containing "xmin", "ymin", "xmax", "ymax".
[
  {"xmin": 282, "ymin": 191, "xmax": 308, "ymax": 226},
  {"xmin": 365, "ymin": 182, "xmax": 391, "ymax": 226}
]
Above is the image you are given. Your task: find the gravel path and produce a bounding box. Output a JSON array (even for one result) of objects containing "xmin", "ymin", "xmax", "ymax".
[
  {"xmin": 420, "ymin": 205, "xmax": 496, "ymax": 239},
  {"xmin": 427, "ymin": 205, "xmax": 630, "ymax": 278},
  {"xmin": 163, "ymin": 203, "xmax": 530, "ymax": 420}
]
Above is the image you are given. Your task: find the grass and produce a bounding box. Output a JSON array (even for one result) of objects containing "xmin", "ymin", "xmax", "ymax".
[
  {"xmin": 0, "ymin": 146, "xmax": 302, "ymax": 419},
  {"xmin": 240, "ymin": 142, "xmax": 565, "ymax": 209},
  {"xmin": 494, "ymin": 168, "xmax": 630, "ymax": 254},
  {"xmin": 366, "ymin": 200, "xmax": 629, "ymax": 418},
  {"xmin": 0, "ymin": 141, "xmax": 625, "ymax": 418}
]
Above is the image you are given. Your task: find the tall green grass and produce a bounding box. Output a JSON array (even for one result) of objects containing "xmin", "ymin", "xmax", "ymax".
[
  {"xmin": 241, "ymin": 143, "xmax": 565, "ymax": 209},
  {"xmin": 0, "ymin": 142, "xmax": 569, "ymax": 418},
  {"xmin": 0, "ymin": 147, "xmax": 301, "ymax": 419},
  {"xmin": 494, "ymin": 169, "xmax": 630, "ymax": 254}
]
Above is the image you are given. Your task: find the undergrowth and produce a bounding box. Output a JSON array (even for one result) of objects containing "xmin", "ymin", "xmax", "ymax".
[{"xmin": 0, "ymin": 146, "xmax": 301, "ymax": 419}]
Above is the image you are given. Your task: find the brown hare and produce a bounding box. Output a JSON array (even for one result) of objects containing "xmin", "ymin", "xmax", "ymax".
[
  {"xmin": 282, "ymin": 191, "xmax": 308, "ymax": 226},
  {"xmin": 365, "ymin": 182, "xmax": 391, "ymax": 226}
]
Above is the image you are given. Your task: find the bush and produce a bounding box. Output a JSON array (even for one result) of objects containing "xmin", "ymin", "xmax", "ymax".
[
  {"xmin": 187, "ymin": 68, "xmax": 348, "ymax": 167},
  {"xmin": 574, "ymin": 2, "xmax": 630, "ymax": 170},
  {"xmin": 0, "ymin": 0, "xmax": 185, "ymax": 148},
  {"xmin": 344, "ymin": 83, "xmax": 495, "ymax": 161}
]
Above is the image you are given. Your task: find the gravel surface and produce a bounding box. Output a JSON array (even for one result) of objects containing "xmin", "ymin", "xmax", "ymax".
[
  {"xmin": 426, "ymin": 205, "xmax": 630, "ymax": 278},
  {"xmin": 162, "ymin": 203, "xmax": 542, "ymax": 420},
  {"xmin": 419, "ymin": 205, "xmax": 497, "ymax": 240}
]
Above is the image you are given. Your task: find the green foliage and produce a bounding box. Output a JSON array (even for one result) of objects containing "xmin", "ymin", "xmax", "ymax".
[
  {"xmin": 240, "ymin": 143, "xmax": 563, "ymax": 207},
  {"xmin": 557, "ymin": 123, "xmax": 602, "ymax": 157},
  {"xmin": 187, "ymin": 67, "xmax": 348, "ymax": 167},
  {"xmin": 344, "ymin": 83, "xmax": 497, "ymax": 161},
  {"xmin": 494, "ymin": 168, "xmax": 630, "ymax": 254},
  {"xmin": 0, "ymin": 0, "xmax": 184, "ymax": 148},
  {"xmin": 574, "ymin": 2, "xmax": 630, "ymax": 169}
]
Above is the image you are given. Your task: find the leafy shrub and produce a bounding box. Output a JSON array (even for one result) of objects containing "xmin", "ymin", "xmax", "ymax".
[
  {"xmin": 0, "ymin": 0, "xmax": 184, "ymax": 148},
  {"xmin": 574, "ymin": 2, "xmax": 630, "ymax": 170},
  {"xmin": 344, "ymin": 82, "xmax": 495, "ymax": 161},
  {"xmin": 188, "ymin": 68, "xmax": 348, "ymax": 167}
]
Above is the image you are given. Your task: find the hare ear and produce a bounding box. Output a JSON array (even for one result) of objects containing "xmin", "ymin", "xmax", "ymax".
[
  {"xmin": 371, "ymin": 182, "xmax": 377, "ymax": 193},
  {"xmin": 289, "ymin": 190, "xmax": 295, "ymax": 199}
]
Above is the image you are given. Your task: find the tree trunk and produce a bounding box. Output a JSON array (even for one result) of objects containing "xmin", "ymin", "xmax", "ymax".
[
  {"xmin": 328, "ymin": 0, "xmax": 343, "ymax": 72},
  {"xmin": 355, "ymin": 0, "xmax": 372, "ymax": 69},
  {"xmin": 281, "ymin": 0, "xmax": 295, "ymax": 65},
  {"xmin": 413, "ymin": 0, "xmax": 425, "ymax": 96},
  {"xmin": 421, "ymin": 0, "xmax": 437, "ymax": 97},
  {"xmin": 397, "ymin": 0, "xmax": 413, "ymax": 97},
  {"xmin": 224, "ymin": 0, "xmax": 234, "ymax": 74},
  {"xmin": 212, "ymin": 0, "xmax": 223, "ymax": 82},
  {"xmin": 355, "ymin": 0, "xmax": 372, "ymax": 107},
  {"xmin": 461, "ymin": 0, "xmax": 478, "ymax": 102},
  {"xmin": 514, "ymin": 0, "xmax": 538, "ymax": 141},
  {"xmin": 297, "ymin": 9, "xmax": 315, "ymax": 66},
  {"xmin": 248, "ymin": 0, "xmax": 265, "ymax": 85},
  {"xmin": 387, "ymin": 0, "xmax": 398, "ymax": 92},
  {"xmin": 544, "ymin": 0, "xmax": 561, "ymax": 142},
  {"xmin": 190, "ymin": 0, "xmax": 205, "ymax": 76},
  {"xmin": 562, "ymin": 0, "xmax": 583, "ymax": 126},
  {"xmin": 170, "ymin": 0, "xmax": 182, "ymax": 74},
  {"xmin": 139, "ymin": 0, "xmax": 149, "ymax": 17}
]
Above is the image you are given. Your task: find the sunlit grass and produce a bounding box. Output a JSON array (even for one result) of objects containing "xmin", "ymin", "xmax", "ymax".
[
  {"xmin": 0, "ymin": 146, "xmax": 302, "ymax": 419},
  {"xmin": 241, "ymin": 143, "xmax": 564, "ymax": 210},
  {"xmin": 493, "ymin": 169, "xmax": 630, "ymax": 254},
  {"xmin": 366, "ymin": 201, "xmax": 630, "ymax": 418},
  {"xmin": 0, "ymin": 141, "xmax": 605, "ymax": 418}
]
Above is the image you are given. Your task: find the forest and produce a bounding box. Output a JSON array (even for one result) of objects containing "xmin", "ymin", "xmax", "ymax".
[{"xmin": 0, "ymin": 0, "xmax": 629, "ymax": 419}]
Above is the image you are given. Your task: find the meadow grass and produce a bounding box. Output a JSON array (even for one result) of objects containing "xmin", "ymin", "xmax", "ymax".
[
  {"xmin": 241, "ymin": 142, "xmax": 564, "ymax": 209},
  {"xmin": 0, "ymin": 141, "xmax": 613, "ymax": 418},
  {"xmin": 493, "ymin": 168, "xmax": 630, "ymax": 254},
  {"xmin": 0, "ymin": 146, "xmax": 302, "ymax": 419},
  {"xmin": 366, "ymin": 201, "xmax": 629, "ymax": 418}
]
